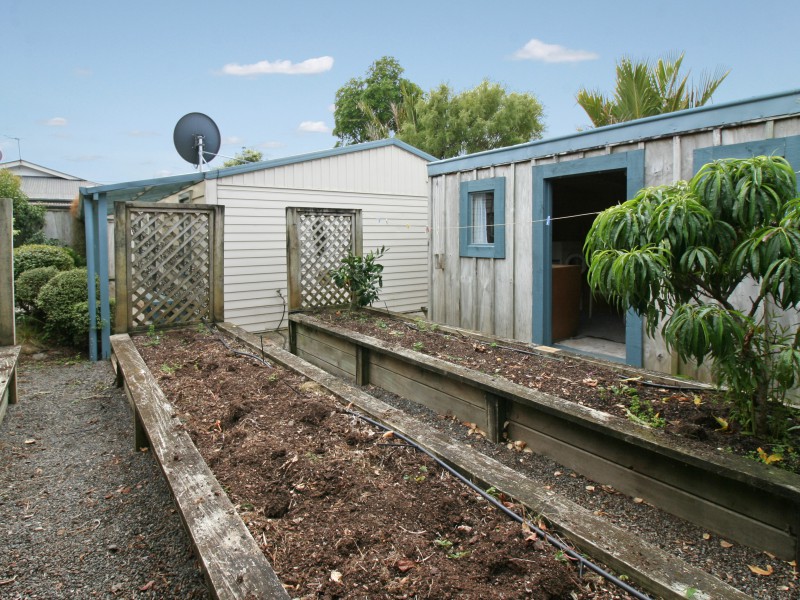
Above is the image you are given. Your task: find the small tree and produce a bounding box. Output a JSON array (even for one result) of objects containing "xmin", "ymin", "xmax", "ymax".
[
  {"xmin": 584, "ymin": 155, "xmax": 800, "ymax": 437},
  {"xmin": 331, "ymin": 246, "xmax": 387, "ymax": 309},
  {"xmin": 222, "ymin": 147, "xmax": 263, "ymax": 167},
  {"xmin": 0, "ymin": 169, "xmax": 46, "ymax": 246}
]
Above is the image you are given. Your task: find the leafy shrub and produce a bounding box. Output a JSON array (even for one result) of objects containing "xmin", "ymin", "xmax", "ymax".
[
  {"xmin": 13, "ymin": 244, "xmax": 75, "ymax": 279},
  {"xmin": 15, "ymin": 266, "xmax": 58, "ymax": 315},
  {"xmin": 36, "ymin": 268, "xmax": 90, "ymax": 346},
  {"xmin": 331, "ymin": 246, "xmax": 387, "ymax": 308}
]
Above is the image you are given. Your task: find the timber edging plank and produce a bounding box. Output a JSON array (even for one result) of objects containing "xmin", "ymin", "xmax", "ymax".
[
  {"xmin": 110, "ymin": 334, "xmax": 289, "ymax": 600},
  {"xmin": 287, "ymin": 312, "xmax": 800, "ymax": 563},
  {"xmin": 0, "ymin": 345, "xmax": 21, "ymax": 426},
  {"xmin": 219, "ymin": 321, "xmax": 751, "ymax": 600}
]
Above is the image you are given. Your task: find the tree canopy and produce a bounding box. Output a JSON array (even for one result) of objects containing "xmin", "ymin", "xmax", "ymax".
[
  {"xmin": 584, "ymin": 155, "xmax": 800, "ymax": 436},
  {"xmin": 332, "ymin": 57, "xmax": 545, "ymax": 159},
  {"xmin": 0, "ymin": 169, "xmax": 45, "ymax": 247},
  {"xmin": 398, "ymin": 80, "xmax": 545, "ymax": 159},
  {"xmin": 332, "ymin": 57, "xmax": 422, "ymax": 146},
  {"xmin": 222, "ymin": 147, "xmax": 264, "ymax": 168},
  {"xmin": 576, "ymin": 52, "xmax": 729, "ymax": 127}
]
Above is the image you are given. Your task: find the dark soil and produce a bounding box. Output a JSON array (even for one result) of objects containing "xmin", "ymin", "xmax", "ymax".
[
  {"xmin": 135, "ymin": 328, "xmax": 633, "ymax": 599},
  {"xmin": 314, "ymin": 308, "xmax": 800, "ymax": 475}
]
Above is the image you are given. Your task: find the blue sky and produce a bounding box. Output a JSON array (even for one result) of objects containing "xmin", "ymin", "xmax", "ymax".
[{"xmin": 3, "ymin": 0, "xmax": 799, "ymax": 185}]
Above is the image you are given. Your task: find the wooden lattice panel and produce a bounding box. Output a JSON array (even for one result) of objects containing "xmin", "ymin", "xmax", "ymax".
[
  {"xmin": 298, "ymin": 213, "xmax": 353, "ymax": 308},
  {"xmin": 129, "ymin": 209, "xmax": 211, "ymax": 329}
]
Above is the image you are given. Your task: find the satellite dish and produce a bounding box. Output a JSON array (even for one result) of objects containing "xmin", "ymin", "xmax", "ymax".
[{"xmin": 173, "ymin": 112, "xmax": 221, "ymax": 169}]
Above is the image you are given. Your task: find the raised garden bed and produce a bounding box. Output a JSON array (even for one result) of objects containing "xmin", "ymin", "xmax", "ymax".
[
  {"xmin": 111, "ymin": 324, "xmax": 760, "ymax": 599},
  {"xmin": 0, "ymin": 345, "xmax": 21, "ymax": 426},
  {"xmin": 288, "ymin": 309, "xmax": 800, "ymax": 566}
]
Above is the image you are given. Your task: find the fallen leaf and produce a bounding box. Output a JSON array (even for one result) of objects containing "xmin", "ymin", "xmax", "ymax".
[
  {"xmin": 633, "ymin": 497, "xmax": 644, "ymax": 504},
  {"xmin": 330, "ymin": 570, "xmax": 343, "ymax": 583},
  {"xmin": 757, "ymin": 447, "xmax": 782, "ymax": 464},
  {"xmin": 139, "ymin": 580, "xmax": 155, "ymax": 591},
  {"xmin": 693, "ymin": 395, "xmax": 703, "ymax": 406},
  {"xmin": 381, "ymin": 431, "xmax": 394, "ymax": 439},
  {"xmin": 24, "ymin": 439, "xmax": 36, "ymax": 445},
  {"xmin": 396, "ymin": 559, "xmax": 415, "ymax": 573},
  {"xmin": 720, "ymin": 540, "xmax": 733, "ymax": 548},
  {"xmin": 585, "ymin": 485, "xmax": 596, "ymax": 492},
  {"xmin": 702, "ymin": 533, "xmax": 711, "ymax": 540},
  {"xmin": 714, "ymin": 416, "xmax": 729, "ymax": 432},
  {"xmin": 513, "ymin": 440, "xmax": 527, "ymax": 451},
  {"xmin": 553, "ymin": 471, "xmax": 562, "ymax": 477},
  {"xmin": 582, "ymin": 378, "xmax": 598, "ymax": 387},
  {"xmin": 747, "ymin": 564, "xmax": 774, "ymax": 576}
]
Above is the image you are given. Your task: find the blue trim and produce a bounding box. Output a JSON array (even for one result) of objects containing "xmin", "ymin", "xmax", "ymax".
[
  {"xmin": 532, "ymin": 150, "xmax": 645, "ymax": 367},
  {"xmin": 96, "ymin": 194, "xmax": 110, "ymax": 360},
  {"xmin": 428, "ymin": 89, "xmax": 800, "ymax": 176},
  {"xmin": 84, "ymin": 197, "xmax": 97, "ymax": 361},
  {"xmin": 693, "ymin": 135, "xmax": 800, "ymax": 179},
  {"xmin": 459, "ymin": 177, "xmax": 506, "ymax": 258}
]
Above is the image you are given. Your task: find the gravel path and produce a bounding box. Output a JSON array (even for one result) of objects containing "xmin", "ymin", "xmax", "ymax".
[{"xmin": 0, "ymin": 352, "xmax": 209, "ymax": 599}]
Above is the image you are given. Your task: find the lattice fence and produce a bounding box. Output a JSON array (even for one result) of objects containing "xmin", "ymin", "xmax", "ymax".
[
  {"xmin": 287, "ymin": 208, "xmax": 362, "ymax": 310},
  {"xmin": 115, "ymin": 203, "xmax": 224, "ymax": 332}
]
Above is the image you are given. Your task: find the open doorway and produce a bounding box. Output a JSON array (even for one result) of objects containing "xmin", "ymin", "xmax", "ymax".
[
  {"xmin": 550, "ymin": 171, "xmax": 627, "ymax": 359},
  {"xmin": 532, "ymin": 150, "xmax": 644, "ymax": 367}
]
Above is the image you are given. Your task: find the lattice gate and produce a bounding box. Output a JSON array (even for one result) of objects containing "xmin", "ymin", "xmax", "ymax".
[
  {"xmin": 114, "ymin": 202, "xmax": 224, "ymax": 333},
  {"xmin": 286, "ymin": 207, "xmax": 362, "ymax": 310}
]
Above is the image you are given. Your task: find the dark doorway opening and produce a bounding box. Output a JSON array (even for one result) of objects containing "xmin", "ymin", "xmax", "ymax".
[{"xmin": 550, "ymin": 170, "xmax": 627, "ymax": 358}]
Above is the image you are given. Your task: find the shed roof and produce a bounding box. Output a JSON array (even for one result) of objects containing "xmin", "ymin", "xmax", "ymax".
[
  {"xmin": 1, "ymin": 159, "xmax": 96, "ymax": 205},
  {"xmin": 428, "ymin": 88, "xmax": 800, "ymax": 176},
  {"xmin": 80, "ymin": 138, "xmax": 436, "ymax": 209}
]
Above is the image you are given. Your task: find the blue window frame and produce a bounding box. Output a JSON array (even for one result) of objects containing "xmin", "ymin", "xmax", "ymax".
[
  {"xmin": 459, "ymin": 177, "xmax": 506, "ymax": 258},
  {"xmin": 693, "ymin": 135, "xmax": 800, "ymax": 177}
]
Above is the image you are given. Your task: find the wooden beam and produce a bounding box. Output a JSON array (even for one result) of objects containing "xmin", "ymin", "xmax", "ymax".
[
  {"xmin": 111, "ymin": 334, "xmax": 289, "ymax": 600},
  {"xmin": 0, "ymin": 198, "xmax": 15, "ymax": 348}
]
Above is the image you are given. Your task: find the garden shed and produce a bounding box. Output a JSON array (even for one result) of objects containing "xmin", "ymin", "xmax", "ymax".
[
  {"xmin": 80, "ymin": 138, "xmax": 434, "ymax": 358},
  {"xmin": 426, "ymin": 89, "xmax": 800, "ymax": 379}
]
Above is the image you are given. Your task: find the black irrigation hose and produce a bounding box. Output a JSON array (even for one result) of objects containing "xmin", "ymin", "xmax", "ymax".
[
  {"xmin": 202, "ymin": 320, "xmax": 272, "ymax": 368},
  {"xmin": 625, "ymin": 378, "xmax": 710, "ymax": 392},
  {"xmin": 346, "ymin": 408, "xmax": 652, "ymax": 600}
]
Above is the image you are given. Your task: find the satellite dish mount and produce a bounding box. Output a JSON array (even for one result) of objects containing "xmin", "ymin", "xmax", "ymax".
[{"xmin": 173, "ymin": 112, "xmax": 221, "ymax": 171}]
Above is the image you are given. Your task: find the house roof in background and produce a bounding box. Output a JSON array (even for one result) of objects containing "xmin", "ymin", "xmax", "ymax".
[
  {"xmin": 1, "ymin": 159, "xmax": 96, "ymax": 206},
  {"xmin": 79, "ymin": 138, "xmax": 436, "ymax": 210},
  {"xmin": 428, "ymin": 88, "xmax": 800, "ymax": 176}
]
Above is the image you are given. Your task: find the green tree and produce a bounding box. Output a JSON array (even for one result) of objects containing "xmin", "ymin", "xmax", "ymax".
[
  {"xmin": 398, "ymin": 80, "xmax": 545, "ymax": 159},
  {"xmin": 576, "ymin": 52, "xmax": 729, "ymax": 127},
  {"xmin": 222, "ymin": 147, "xmax": 263, "ymax": 167},
  {"xmin": 333, "ymin": 57, "xmax": 422, "ymax": 145},
  {"xmin": 0, "ymin": 169, "xmax": 46, "ymax": 247},
  {"xmin": 584, "ymin": 155, "xmax": 800, "ymax": 437}
]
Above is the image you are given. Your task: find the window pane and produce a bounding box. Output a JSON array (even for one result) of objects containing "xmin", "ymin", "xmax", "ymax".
[{"xmin": 470, "ymin": 191, "xmax": 494, "ymax": 244}]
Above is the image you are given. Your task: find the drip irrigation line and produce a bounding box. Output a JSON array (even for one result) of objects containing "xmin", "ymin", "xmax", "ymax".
[
  {"xmin": 345, "ymin": 407, "xmax": 651, "ymax": 600},
  {"xmin": 202, "ymin": 320, "xmax": 272, "ymax": 368},
  {"xmin": 624, "ymin": 378, "xmax": 710, "ymax": 392}
]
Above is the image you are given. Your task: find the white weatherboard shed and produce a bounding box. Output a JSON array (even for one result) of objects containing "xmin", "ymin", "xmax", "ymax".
[
  {"xmin": 426, "ymin": 89, "xmax": 800, "ymax": 381},
  {"xmin": 82, "ymin": 139, "xmax": 434, "ymax": 335}
]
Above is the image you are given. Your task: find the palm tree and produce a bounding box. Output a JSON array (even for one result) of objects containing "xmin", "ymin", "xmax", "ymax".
[{"xmin": 576, "ymin": 52, "xmax": 729, "ymax": 127}]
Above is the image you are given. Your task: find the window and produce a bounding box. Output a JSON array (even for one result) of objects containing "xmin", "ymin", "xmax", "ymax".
[{"xmin": 459, "ymin": 177, "xmax": 505, "ymax": 258}]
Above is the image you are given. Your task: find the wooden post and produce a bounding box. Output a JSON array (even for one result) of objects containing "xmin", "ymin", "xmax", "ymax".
[
  {"xmin": 285, "ymin": 207, "xmax": 301, "ymax": 311},
  {"xmin": 212, "ymin": 205, "xmax": 225, "ymax": 323},
  {"xmin": 0, "ymin": 199, "xmax": 15, "ymax": 348},
  {"xmin": 485, "ymin": 393, "xmax": 506, "ymax": 443},
  {"xmin": 114, "ymin": 202, "xmax": 129, "ymax": 334},
  {"xmin": 356, "ymin": 346, "xmax": 370, "ymax": 386},
  {"xmin": 0, "ymin": 198, "xmax": 16, "ymax": 405}
]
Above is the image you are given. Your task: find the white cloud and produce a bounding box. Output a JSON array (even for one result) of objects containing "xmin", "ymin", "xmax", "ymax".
[
  {"xmin": 45, "ymin": 117, "xmax": 68, "ymax": 126},
  {"xmin": 298, "ymin": 121, "xmax": 330, "ymax": 133},
  {"xmin": 74, "ymin": 68, "xmax": 92, "ymax": 77},
  {"xmin": 328, "ymin": 104, "xmax": 336, "ymax": 113},
  {"xmin": 513, "ymin": 39, "xmax": 598, "ymax": 63},
  {"xmin": 221, "ymin": 56, "xmax": 334, "ymax": 76},
  {"xmin": 222, "ymin": 136, "xmax": 244, "ymax": 145},
  {"xmin": 259, "ymin": 141, "xmax": 284, "ymax": 149}
]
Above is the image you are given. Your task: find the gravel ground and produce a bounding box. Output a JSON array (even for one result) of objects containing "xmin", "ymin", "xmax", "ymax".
[{"xmin": 0, "ymin": 351, "xmax": 209, "ymax": 599}]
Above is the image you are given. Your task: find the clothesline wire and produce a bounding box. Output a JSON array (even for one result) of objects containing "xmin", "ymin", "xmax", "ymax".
[{"xmin": 376, "ymin": 209, "xmax": 604, "ymax": 233}]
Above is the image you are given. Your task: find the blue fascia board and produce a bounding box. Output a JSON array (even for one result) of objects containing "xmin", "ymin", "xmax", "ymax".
[
  {"xmin": 79, "ymin": 171, "xmax": 204, "ymax": 197},
  {"xmin": 428, "ymin": 88, "xmax": 800, "ymax": 176}
]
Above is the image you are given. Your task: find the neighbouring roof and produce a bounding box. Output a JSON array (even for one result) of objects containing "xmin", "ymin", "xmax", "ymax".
[
  {"xmin": 1, "ymin": 159, "xmax": 96, "ymax": 206},
  {"xmin": 80, "ymin": 138, "xmax": 437, "ymax": 210},
  {"xmin": 427, "ymin": 88, "xmax": 800, "ymax": 176}
]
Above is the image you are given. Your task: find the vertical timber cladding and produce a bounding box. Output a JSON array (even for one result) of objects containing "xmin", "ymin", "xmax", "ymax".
[
  {"xmin": 115, "ymin": 202, "xmax": 224, "ymax": 333},
  {"xmin": 286, "ymin": 207, "xmax": 363, "ymax": 310}
]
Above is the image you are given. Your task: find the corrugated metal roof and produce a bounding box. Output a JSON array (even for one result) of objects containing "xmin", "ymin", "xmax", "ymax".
[{"xmin": 22, "ymin": 177, "xmax": 96, "ymax": 203}]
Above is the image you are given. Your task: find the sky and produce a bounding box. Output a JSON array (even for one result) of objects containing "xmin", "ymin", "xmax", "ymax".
[{"xmin": 3, "ymin": 0, "xmax": 799, "ymax": 185}]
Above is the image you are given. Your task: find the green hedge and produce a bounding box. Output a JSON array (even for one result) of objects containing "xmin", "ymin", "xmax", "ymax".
[
  {"xmin": 15, "ymin": 266, "xmax": 58, "ymax": 316},
  {"xmin": 36, "ymin": 268, "xmax": 91, "ymax": 346},
  {"xmin": 13, "ymin": 244, "xmax": 75, "ymax": 279}
]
